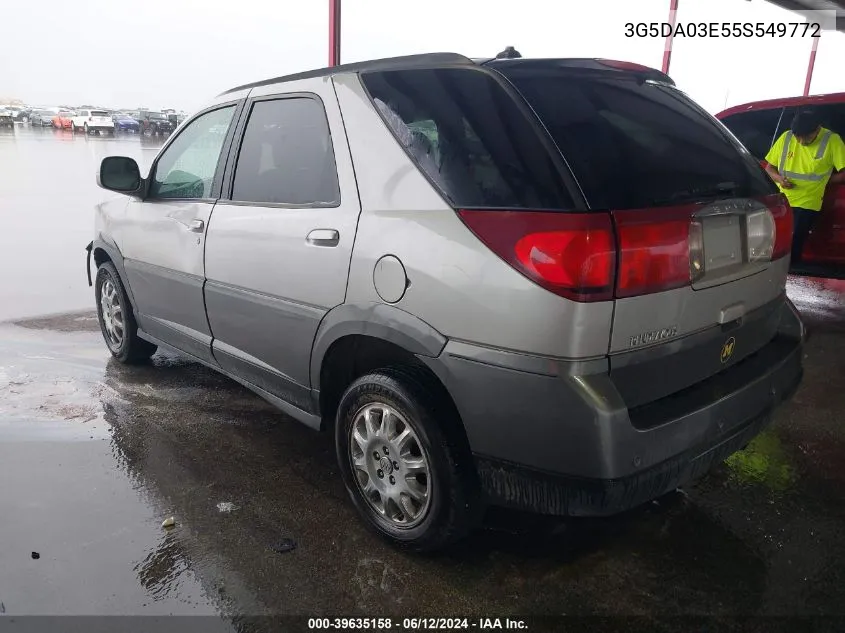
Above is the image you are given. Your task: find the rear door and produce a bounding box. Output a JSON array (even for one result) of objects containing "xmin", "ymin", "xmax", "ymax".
[
  {"xmin": 203, "ymin": 78, "xmax": 360, "ymax": 409},
  {"xmin": 501, "ymin": 66, "xmax": 787, "ymax": 407}
]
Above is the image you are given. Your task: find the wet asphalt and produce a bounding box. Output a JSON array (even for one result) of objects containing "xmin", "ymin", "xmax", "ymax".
[{"xmin": 2, "ymin": 124, "xmax": 845, "ymax": 625}]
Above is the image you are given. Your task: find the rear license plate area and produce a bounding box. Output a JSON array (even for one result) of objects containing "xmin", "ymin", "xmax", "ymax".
[{"xmin": 702, "ymin": 214, "xmax": 742, "ymax": 272}]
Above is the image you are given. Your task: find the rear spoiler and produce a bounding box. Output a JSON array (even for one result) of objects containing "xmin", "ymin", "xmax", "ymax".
[{"xmin": 482, "ymin": 57, "xmax": 676, "ymax": 87}]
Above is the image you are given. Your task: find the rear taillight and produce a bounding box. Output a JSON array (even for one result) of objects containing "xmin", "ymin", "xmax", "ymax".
[
  {"xmin": 88, "ymin": 116, "xmax": 92, "ymax": 121},
  {"xmin": 458, "ymin": 198, "xmax": 790, "ymax": 303},
  {"xmin": 613, "ymin": 207, "xmax": 699, "ymax": 298},
  {"xmin": 457, "ymin": 210, "xmax": 616, "ymax": 302},
  {"xmin": 767, "ymin": 194, "xmax": 793, "ymax": 260},
  {"xmin": 746, "ymin": 208, "xmax": 775, "ymax": 262}
]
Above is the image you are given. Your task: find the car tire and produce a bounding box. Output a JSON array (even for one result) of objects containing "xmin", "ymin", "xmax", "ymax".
[
  {"xmin": 95, "ymin": 262, "xmax": 157, "ymax": 364},
  {"xmin": 84, "ymin": 123, "xmax": 89, "ymax": 135},
  {"xmin": 335, "ymin": 366, "xmax": 480, "ymax": 552}
]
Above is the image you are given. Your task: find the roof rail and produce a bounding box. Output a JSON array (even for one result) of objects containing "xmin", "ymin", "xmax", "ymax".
[{"xmin": 219, "ymin": 52, "xmax": 475, "ymax": 96}]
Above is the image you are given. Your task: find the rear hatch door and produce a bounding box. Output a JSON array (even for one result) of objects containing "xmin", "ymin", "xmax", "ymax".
[
  {"xmin": 90, "ymin": 110, "xmax": 112, "ymax": 125},
  {"xmin": 499, "ymin": 62, "xmax": 791, "ymax": 406}
]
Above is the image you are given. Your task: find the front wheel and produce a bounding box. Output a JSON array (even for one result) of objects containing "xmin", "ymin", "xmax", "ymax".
[
  {"xmin": 335, "ymin": 367, "xmax": 480, "ymax": 552},
  {"xmin": 95, "ymin": 262, "xmax": 157, "ymax": 364}
]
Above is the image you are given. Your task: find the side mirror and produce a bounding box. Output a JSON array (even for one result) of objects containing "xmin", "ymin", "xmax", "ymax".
[{"xmin": 98, "ymin": 156, "xmax": 142, "ymax": 194}]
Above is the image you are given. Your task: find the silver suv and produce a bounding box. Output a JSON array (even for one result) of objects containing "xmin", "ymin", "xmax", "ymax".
[{"xmin": 87, "ymin": 53, "xmax": 804, "ymax": 551}]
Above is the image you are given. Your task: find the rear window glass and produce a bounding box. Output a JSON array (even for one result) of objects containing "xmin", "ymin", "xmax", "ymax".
[
  {"xmin": 91, "ymin": 110, "xmax": 109, "ymax": 117},
  {"xmin": 361, "ymin": 68, "xmax": 575, "ymax": 210},
  {"xmin": 500, "ymin": 68, "xmax": 775, "ymax": 210}
]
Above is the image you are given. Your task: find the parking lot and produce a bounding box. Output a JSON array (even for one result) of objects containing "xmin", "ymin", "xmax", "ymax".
[{"xmin": 2, "ymin": 123, "xmax": 845, "ymax": 624}]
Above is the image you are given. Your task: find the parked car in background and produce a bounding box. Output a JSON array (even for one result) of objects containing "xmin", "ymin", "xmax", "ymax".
[
  {"xmin": 5, "ymin": 106, "xmax": 31, "ymax": 122},
  {"xmin": 30, "ymin": 109, "xmax": 56, "ymax": 127},
  {"xmin": 138, "ymin": 110, "xmax": 174, "ymax": 137},
  {"xmin": 14, "ymin": 108, "xmax": 33, "ymax": 122},
  {"xmin": 89, "ymin": 53, "xmax": 804, "ymax": 551},
  {"xmin": 0, "ymin": 108, "xmax": 15, "ymax": 129},
  {"xmin": 52, "ymin": 111, "xmax": 75, "ymax": 129},
  {"xmin": 113, "ymin": 113, "xmax": 140, "ymax": 133},
  {"xmin": 72, "ymin": 109, "xmax": 114, "ymax": 135},
  {"xmin": 717, "ymin": 93, "xmax": 845, "ymax": 272}
]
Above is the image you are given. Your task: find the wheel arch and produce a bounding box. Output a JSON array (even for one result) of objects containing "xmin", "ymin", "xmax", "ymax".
[
  {"xmin": 91, "ymin": 239, "xmax": 140, "ymax": 321},
  {"xmin": 311, "ymin": 303, "xmax": 450, "ymax": 427}
]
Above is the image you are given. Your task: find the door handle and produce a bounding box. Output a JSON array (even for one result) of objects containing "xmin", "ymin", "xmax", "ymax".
[
  {"xmin": 306, "ymin": 229, "xmax": 340, "ymax": 247},
  {"xmin": 187, "ymin": 219, "xmax": 205, "ymax": 232}
]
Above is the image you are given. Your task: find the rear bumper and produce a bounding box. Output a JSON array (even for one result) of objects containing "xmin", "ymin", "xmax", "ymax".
[{"xmin": 424, "ymin": 298, "xmax": 804, "ymax": 516}]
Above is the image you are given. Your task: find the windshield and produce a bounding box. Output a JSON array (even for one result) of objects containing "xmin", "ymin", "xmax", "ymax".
[
  {"xmin": 91, "ymin": 110, "xmax": 109, "ymax": 117},
  {"xmin": 498, "ymin": 68, "xmax": 775, "ymax": 210},
  {"xmin": 148, "ymin": 113, "xmax": 166, "ymax": 120}
]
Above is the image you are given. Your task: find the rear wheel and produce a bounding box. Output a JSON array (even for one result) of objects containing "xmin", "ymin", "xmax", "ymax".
[
  {"xmin": 335, "ymin": 367, "xmax": 480, "ymax": 552},
  {"xmin": 84, "ymin": 123, "xmax": 89, "ymax": 135},
  {"xmin": 95, "ymin": 262, "xmax": 157, "ymax": 364}
]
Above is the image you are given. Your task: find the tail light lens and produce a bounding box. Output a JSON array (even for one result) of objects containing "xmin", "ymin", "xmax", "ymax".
[
  {"xmin": 613, "ymin": 207, "xmax": 699, "ymax": 298},
  {"xmin": 458, "ymin": 197, "xmax": 790, "ymax": 304},
  {"xmin": 768, "ymin": 195, "xmax": 793, "ymax": 260},
  {"xmin": 88, "ymin": 116, "xmax": 93, "ymax": 121},
  {"xmin": 457, "ymin": 210, "xmax": 616, "ymax": 302},
  {"xmin": 746, "ymin": 209, "xmax": 775, "ymax": 262}
]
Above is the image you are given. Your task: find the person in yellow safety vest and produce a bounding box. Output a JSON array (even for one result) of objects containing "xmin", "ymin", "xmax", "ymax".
[{"xmin": 764, "ymin": 108, "xmax": 845, "ymax": 265}]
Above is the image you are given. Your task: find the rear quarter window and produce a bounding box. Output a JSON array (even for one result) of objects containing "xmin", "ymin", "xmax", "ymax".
[{"xmin": 361, "ymin": 67, "xmax": 575, "ymax": 210}]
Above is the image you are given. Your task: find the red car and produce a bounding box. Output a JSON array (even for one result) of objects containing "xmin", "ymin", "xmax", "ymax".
[
  {"xmin": 51, "ymin": 111, "xmax": 75, "ymax": 130},
  {"xmin": 717, "ymin": 93, "xmax": 845, "ymax": 273}
]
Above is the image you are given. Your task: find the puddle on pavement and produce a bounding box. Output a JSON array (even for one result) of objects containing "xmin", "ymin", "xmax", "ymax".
[{"xmin": 0, "ymin": 303, "xmax": 844, "ymax": 617}]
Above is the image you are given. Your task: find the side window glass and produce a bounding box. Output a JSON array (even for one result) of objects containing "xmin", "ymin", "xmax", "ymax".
[
  {"xmin": 774, "ymin": 107, "xmax": 796, "ymax": 140},
  {"xmin": 815, "ymin": 104, "xmax": 845, "ymax": 138},
  {"xmin": 721, "ymin": 108, "xmax": 783, "ymax": 160},
  {"xmin": 231, "ymin": 97, "xmax": 340, "ymax": 205},
  {"xmin": 149, "ymin": 106, "xmax": 235, "ymax": 200},
  {"xmin": 363, "ymin": 68, "xmax": 575, "ymax": 210}
]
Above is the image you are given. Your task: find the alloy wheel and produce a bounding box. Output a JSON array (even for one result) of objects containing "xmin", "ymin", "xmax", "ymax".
[
  {"xmin": 349, "ymin": 402, "xmax": 432, "ymax": 528},
  {"xmin": 99, "ymin": 277, "xmax": 124, "ymax": 349}
]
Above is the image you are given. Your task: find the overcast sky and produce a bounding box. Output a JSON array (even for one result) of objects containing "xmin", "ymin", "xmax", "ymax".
[{"xmin": 1, "ymin": 0, "xmax": 842, "ymax": 114}]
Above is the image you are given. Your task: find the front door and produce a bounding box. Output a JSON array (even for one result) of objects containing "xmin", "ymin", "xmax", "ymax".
[
  {"xmin": 204, "ymin": 80, "xmax": 360, "ymax": 411},
  {"xmin": 119, "ymin": 103, "xmax": 239, "ymax": 363}
]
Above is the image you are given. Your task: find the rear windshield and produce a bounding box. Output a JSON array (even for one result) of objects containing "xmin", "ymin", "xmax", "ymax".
[
  {"xmin": 498, "ymin": 68, "xmax": 775, "ymax": 210},
  {"xmin": 361, "ymin": 68, "xmax": 575, "ymax": 210},
  {"xmin": 91, "ymin": 110, "xmax": 109, "ymax": 117}
]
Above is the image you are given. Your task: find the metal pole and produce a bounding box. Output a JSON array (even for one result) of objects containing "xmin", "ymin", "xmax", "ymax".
[
  {"xmin": 661, "ymin": 0, "xmax": 679, "ymax": 74},
  {"xmin": 329, "ymin": 0, "xmax": 341, "ymax": 67},
  {"xmin": 803, "ymin": 33, "xmax": 820, "ymax": 97}
]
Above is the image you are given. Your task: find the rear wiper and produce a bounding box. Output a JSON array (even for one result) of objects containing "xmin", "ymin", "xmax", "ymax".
[{"xmin": 651, "ymin": 181, "xmax": 741, "ymax": 205}]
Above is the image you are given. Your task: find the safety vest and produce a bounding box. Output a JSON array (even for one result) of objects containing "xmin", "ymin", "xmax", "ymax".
[
  {"xmin": 770, "ymin": 127, "xmax": 837, "ymax": 212},
  {"xmin": 778, "ymin": 129, "xmax": 834, "ymax": 181}
]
